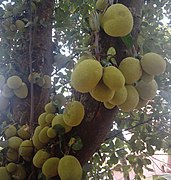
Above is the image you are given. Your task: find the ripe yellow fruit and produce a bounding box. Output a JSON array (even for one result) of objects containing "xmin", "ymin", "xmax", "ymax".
[
  {"xmin": 8, "ymin": 136, "xmax": 23, "ymax": 150},
  {"xmin": 141, "ymin": 52, "xmax": 166, "ymax": 75},
  {"xmin": 103, "ymin": 101, "xmax": 116, "ymax": 109},
  {"xmin": 6, "ymin": 163, "xmax": 17, "ymax": 173},
  {"xmin": 38, "ymin": 112, "xmax": 49, "ymax": 127},
  {"xmin": 42, "ymin": 75, "xmax": 51, "ymax": 88},
  {"xmin": 45, "ymin": 113, "xmax": 55, "ymax": 124},
  {"xmin": 33, "ymin": 149, "xmax": 50, "ymax": 168},
  {"xmin": 96, "ymin": 0, "xmax": 108, "ymax": 10},
  {"xmin": 12, "ymin": 165, "xmax": 26, "ymax": 180},
  {"xmin": 119, "ymin": 57, "xmax": 142, "ymax": 84},
  {"xmin": 135, "ymin": 98, "xmax": 148, "ymax": 109},
  {"xmin": 45, "ymin": 102, "xmax": 56, "ymax": 113},
  {"xmin": 2, "ymin": 84, "xmax": 14, "ymax": 98},
  {"xmin": 7, "ymin": 76, "xmax": 22, "ymax": 89},
  {"xmin": 58, "ymin": 155, "xmax": 82, "ymax": 180},
  {"xmin": 0, "ymin": 75, "xmax": 5, "ymax": 89},
  {"xmin": 118, "ymin": 85, "xmax": 139, "ymax": 112},
  {"xmin": 32, "ymin": 126, "xmax": 45, "ymax": 150},
  {"xmin": 103, "ymin": 66, "xmax": 125, "ymax": 91},
  {"xmin": 17, "ymin": 125, "xmax": 30, "ymax": 140},
  {"xmin": 102, "ymin": 4, "xmax": 133, "ymax": 37},
  {"xmin": 109, "ymin": 86, "xmax": 127, "ymax": 105},
  {"xmin": 47, "ymin": 127, "xmax": 57, "ymax": 138},
  {"xmin": 63, "ymin": 101, "xmax": 85, "ymax": 127},
  {"xmin": 90, "ymin": 80, "xmax": 115, "ymax": 102},
  {"xmin": 0, "ymin": 96, "xmax": 9, "ymax": 111},
  {"xmin": 15, "ymin": 20, "xmax": 25, "ymax": 31},
  {"xmin": 4, "ymin": 125, "xmax": 17, "ymax": 139},
  {"xmin": 136, "ymin": 80, "xmax": 158, "ymax": 100},
  {"xmin": 71, "ymin": 59, "xmax": 103, "ymax": 93},
  {"xmin": 0, "ymin": 167, "xmax": 11, "ymax": 180},
  {"xmin": 19, "ymin": 140, "xmax": 33, "ymax": 158},
  {"xmin": 6, "ymin": 148, "xmax": 19, "ymax": 162},
  {"xmin": 38, "ymin": 126, "xmax": 50, "ymax": 144},
  {"xmin": 52, "ymin": 114, "xmax": 72, "ymax": 133},
  {"xmin": 14, "ymin": 82, "xmax": 28, "ymax": 99},
  {"xmin": 42, "ymin": 157, "xmax": 60, "ymax": 177},
  {"xmin": 141, "ymin": 71, "xmax": 154, "ymax": 83}
]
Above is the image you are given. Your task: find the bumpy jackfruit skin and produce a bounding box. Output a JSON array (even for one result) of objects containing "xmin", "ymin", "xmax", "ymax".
[
  {"xmin": 6, "ymin": 148, "xmax": 19, "ymax": 162},
  {"xmin": 141, "ymin": 71, "xmax": 154, "ymax": 83},
  {"xmin": 118, "ymin": 85, "xmax": 139, "ymax": 112},
  {"xmin": 7, "ymin": 75, "xmax": 22, "ymax": 89},
  {"xmin": 38, "ymin": 126, "xmax": 50, "ymax": 144},
  {"xmin": 71, "ymin": 59, "xmax": 103, "ymax": 93},
  {"xmin": 52, "ymin": 94, "xmax": 66, "ymax": 108},
  {"xmin": 45, "ymin": 102, "xmax": 56, "ymax": 114},
  {"xmin": 118, "ymin": 57, "xmax": 142, "ymax": 84},
  {"xmin": 17, "ymin": 125, "xmax": 30, "ymax": 140},
  {"xmin": 38, "ymin": 112, "xmax": 49, "ymax": 127},
  {"xmin": 15, "ymin": 20, "xmax": 25, "ymax": 31},
  {"xmin": 6, "ymin": 163, "xmax": 17, "ymax": 173},
  {"xmin": 136, "ymin": 79, "xmax": 158, "ymax": 100},
  {"xmin": 45, "ymin": 113, "xmax": 55, "ymax": 125},
  {"xmin": 96, "ymin": 0, "xmax": 108, "ymax": 10},
  {"xmin": 2, "ymin": 84, "xmax": 14, "ymax": 98},
  {"xmin": 4, "ymin": 125, "xmax": 17, "ymax": 139},
  {"xmin": 8, "ymin": 136, "xmax": 23, "ymax": 150},
  {"xmin": 109, "ymin": 86, "xmax": 127, "ymax": 105},
  {"xmin": 90, "ymin": 80, "xmax": 115, "ymax": 102},
  {"xmin": 141, "ymin": 52, "xmax": 166, "ymax": 75},
  {"xmin": 103, "ymin": 101, "xmax": 116, "ymax": 109},
  {"xmin": 12, "ymin": 165, "xmax": 26, "ymax": 180},
  {"xmin": 0, "ymin": 167, "xmax": 11, "ymax": 180},
  {"xmin": 0, "ymin": 96, "xmax": 9, "ymax": 111},
  {"xmin": 14, "ymin": 82, "xmax": 28, "ymax": 99},
  {"xmin": 19, "ymin": 140, "xmax": 33, "ymax": 158},
  {"xmin": 33, "ymin": 149, "xmax": 50, "ymax": 168},
  {"xmin": 58, "ymin": 155, "xmax": 82, "ymax": 180},
  {"xmin": 47, "ymin": 127, "xmax": 57, "ymax": 138},
  {"xmin": 102, "ymin": 66, "xmax": 125, "ymax": 91},
  {"xmin": 135, "ymin": 98, "xmax": 148, "ymax": 109},
  {"xmin": 63, "ymin": 101, "xmax": 85, "ymax": 127},
  {"xmin": 101, "ymin": 4, "xmax": 133, "ymax": 37},
  {"xmin": 42, "ymin": 157, "xmax": 60, "ymax": 177},
  {"xmin": 52, "ymin": 114, "xmax": 72, "ymax": 133}
]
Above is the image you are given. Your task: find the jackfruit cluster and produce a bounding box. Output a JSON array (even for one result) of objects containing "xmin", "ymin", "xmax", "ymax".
[
  {"xmin": 28, "ymin": 73, "xmax": 51, "ymax": 88},
  {"xmin": 71, "ymin": 52, "xmax": 166, "ymax": 112}
]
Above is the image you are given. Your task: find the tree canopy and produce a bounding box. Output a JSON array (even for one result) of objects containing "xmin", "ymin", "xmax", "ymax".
[{"xmin": 0, "ymin": 0, "xmax": 170, "ymax": 179}]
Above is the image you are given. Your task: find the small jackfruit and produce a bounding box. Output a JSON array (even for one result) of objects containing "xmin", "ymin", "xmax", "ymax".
[
  {"xmin": 17, "ymin": 125, "xmax": 30, "ymax": 140},
  {"xmin": 4, "ymin": 125, "xmax": 17, "ymax": 139},
  {"xmin": 8, "ymin": 136, "xmax": 23, "ymax": 150},
  {"xmin": 135, "ymin": 98, "xmax": 148, "ymax": 109},
  {"xmin": 0, "ymin": 167, "xmax": 11, "ymax": 180},
  {"xmin": 6, "ymin": 163, "xmax": 17, "ymax": 173},
  {"xmin": 103, "ymin": 101, "xmax": 116, "ymax": 109},
  {"xmin": 38, "ymin": 112, "xmax": 49, "ymax": 127},
  {"xmin": 38, "ymin": 126, "xmax": 50, "ymax": 144},
  {"xmin": 6, "ymin": 148, "xmax": 19, "ymax": 162},
  {"xmin": 45, "ymin": 113, "xmax": 55, "ymax": 124},
  {"xmin": 141, "ymin": 71, "xmax": 154, "ymax": 83},
  {"xmin": 15, "ymin": 20, "xmax": 25, "ymax": 31},
  {"xmin": 12, "ymin": 165, "xmax": 26, "ymax": 180},
  {"xmin": 47, "ymin": 128, "xmax": 57, "ymax": 138},
  {"xmin": 42, "ymin": 75, "xmax": 51, "ymax": 88},
  {"xmin": 71, "ymin": 59, "xmax": 103, "ymax": 93},
  {"xmin": 19, "ymin": 140, "xmax": 33, "ymax": 158},
  {"xmin": 7, "ymin": 76, "xmax": 22, "ymax": 89},
  {"xmin": 14, "ymin": 82, "xmax": 28, "ymax": 99},
  {"xmin": 63, "ymin": 101, "xmax": 85, "ymax": 127},
  {"xmin": 2, "ymin": 84, "xmax": 14, "ymax": 98},
  {"xmin": 45, "ymin": 102, "xmax": 56, "ymax": 114},
  {"xmin": 96, "ymin": 0, "xmax": 108, "ymax": 11}
]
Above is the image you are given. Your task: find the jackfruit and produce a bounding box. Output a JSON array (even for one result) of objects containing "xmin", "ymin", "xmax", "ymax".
[
  {"xmin": 141, "ymin": 52, "xmax": 166, "ymax": 75},
  {"xmin": 0, "ymin": 167, "xmax": 11, "ymax": 180},
  {"xmin": 103, "ymin": 101, "xmax": 116, "ymax": 109},
  {"xmin": 42, "ymin": 157, "xmax": 60, "ymax": 177},
  {"xmin": 45, "ymin": 113, "xmax": 55, "ymax": 124},
  {"xmin": 12, "ymin": 165, "xmax": 26, "ymax": 180},
  {"xmin": 118, "ymin": 85, "xmax": 139, "ymax": 112},
  {"xmin": 47, "ymin": 128, "xmax": 57, "ymax": 139},
  {"xmin": 101, "ymin": 4, "xmax": 133, "ymax": 37},
  {"xmin": 8, "ymin": 136, "xmax": 23, "ymax": 150},
  {"xmin": 7, "ymin": 76, "xmax": 22, "ymax": 89},
  {"xmin": 19, "ymin": 140, "xmax": 33, "ymax": 158},
  {"xmin": 14, "ymin": 82, "xmax": 28, "ymax": 99},
  {"xmin": 0, "ymin": 96, "xmax": 9, "ymax": 111},
  {"xmin": 45, "ymin": 102, "xmax": 56, "ymax": 114},
  {"xmin": 38, "ymin": 126, "xmax": 50, "ymax": 144},
  {"xmin": 63, "ymin": 101, "xmax": 85, "ymax": 127},
  {"xmin": 141, "ymin": 71, "xmax": 154, "ymax": 83},
  {"xmin": 15, "ymin": 20, "xmax": 25, "ymax": 31},
  {"xmin": 103, "ymin": 66, "xmax": 125, "ymax": 91},
  {"xmin": 33, "ymin": 149, "xmax": 50, "ymax": 168},
  {"xmin": 28, "ymin": 72, "xmax": 40, "ymax": 84},
  {"xmin": 90, "ymin": 80, "xmax": 115, "ymax": 102},
  {"xmin": 17, "ymin": 125, "xmax": 30, "ymax": 140},
  {"xmin": 42, "ymin": 75, "xmax": 51, "ymax": 88},
  {"xmin": 38, "ymin": 112, "xmax": 49, "ymax": 127},
  {"xmin": 4, "ymin": 125, "xmax": 17, "ymax": 139},
  {"xmin": 96, "ymin": 0, "xmax": 108, "ymax": 10},
  {"xmin": 109, "ymin": 86, "xmax": 127, "ymax": 105},
  {"xmin": 118, "ymin": 57, "xmax": 142, "ymax": 84},
  {"xmin": 52, "ymin": 94, "xmax": 66, "ymax": 107},
  {"xmin": 58, "ymin": 155, "xmax": 82, "ymax": 180},
  {"xmin": 6, "ymin": 163, "xmax": 17, "ymax": 173},
  {"xmin": 135, "ymin": 98, "xmax": 148, "ymax": 109},
  {"xmin": 52, "ymin": 114, "xmax": 72, "ymax": 133},
  {"xmin": 136, "ymin": 79, "xmax": 158, "ymax": 100},
  {"xmin": 0, "ymin": 75, "xmax": 5, "ymax": 89},
  {"xmin": 2, "ymin": 84, "xmax": 14, "ymax": 98},
  {"xmin": 6, "ymin": 148, "xmax": 19, "ymax": 162},
  {"xmin": 71, "ymin": 59, "xmax": 103, "ymax": 93}
]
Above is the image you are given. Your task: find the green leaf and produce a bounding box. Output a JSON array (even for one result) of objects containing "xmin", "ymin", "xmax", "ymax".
[
  {"xmin": 115, "ymin": 138, "xmax": 124, "ymax": 149},
  {"xmin": 108, "ymin": 153, "xmax": 118, "ymax": 165},
  {"xmin": 121, "ymin": 34, "xmax": 133, "ymax": 49},
  {"xmin": 71, "ymin": 136, "xmax": 83, "ymax": 151}
]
